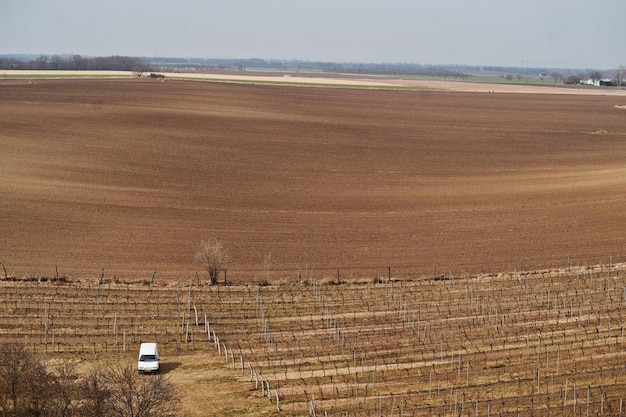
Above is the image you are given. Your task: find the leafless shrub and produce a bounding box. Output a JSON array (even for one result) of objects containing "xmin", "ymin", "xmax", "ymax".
[
  {"xmin": 0, "ymin": 342, "xmax": 56, "ymax": 416},
  {"xmin": 0, "ymin": 343, "xmax": 180, "ymax": 417},
  {"xmin": 103, "ymin": 363, "xmax": 180, "ymax": 417},
  {"xmin": 78, "ymin": 367, "xmax": 112, "ymax": 417},
  {"xmin": 195, "ymin": 238, "xmax": 227, "ymax": 285}
]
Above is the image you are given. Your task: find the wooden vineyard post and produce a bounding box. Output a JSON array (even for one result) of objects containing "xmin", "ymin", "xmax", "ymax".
[
  {"xmin": 177, "ymin": 282, "xmax": 181, "ymax": 312},
  {"xmin": 429, "ymin": 370, "xmax": 432, "ymax": 398},
  {"xmin": 601, "ymin": 391, "xmax": 604, "ymax": 416},
  {"xmin": 44, "ymin": 305, "xmax": 49, "ymax": 352},
  {"xmin": 275, "ymin": 388, "xmax": 281, "ymax": 411},
  {"xmin": 310, "ymin": 395, "xmax": 316, "ymax": 417},
  {"xmin": 187, "ymin": 282, "xmax": 192, "ymax": 315}
]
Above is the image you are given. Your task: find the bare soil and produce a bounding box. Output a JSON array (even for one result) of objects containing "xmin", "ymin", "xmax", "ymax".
[
  {"xmin": 2, "ymin": 77, "xmax": 626, "ymax": 282},
  {"xmin": 3, "ymin": 76, "xmax": 626, "ymax": 416}
]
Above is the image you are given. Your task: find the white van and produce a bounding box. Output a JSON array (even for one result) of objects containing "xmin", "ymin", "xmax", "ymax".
[{"xmin": 137, "ymin": 342, "xmax": 160, "ymax": 374}]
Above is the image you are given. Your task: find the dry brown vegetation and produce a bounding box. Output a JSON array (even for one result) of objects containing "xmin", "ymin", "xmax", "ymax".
[
  {"xmin": 2, "ymin": 77, "xmax": 626, "ymax": 415},
  {"xmin": 2, "ymin": 263, "xmax": 626, "ymax": 416}
]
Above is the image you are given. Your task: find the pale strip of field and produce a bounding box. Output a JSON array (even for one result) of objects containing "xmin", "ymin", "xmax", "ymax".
[
  {"xmin": 160, "ymin": 71, "xmax": 626, "ymax": 94},
  {"xmin": 0, "ymin": 70, "xmax": 135, "ymax": 77},
  {"xmin": 3, "ymin": 69, "xmax": 626, "ymax": 96},
  {"xmin": 0, "ymin": 69, "xmax": 397, "ymax": 87},
  {"xmin": 394, "ymin": 78, "xmax": 626, "ymax": 95},
  {"xmin": 160, "ymin": 71, "xmax": 400, "ymax": 87}
]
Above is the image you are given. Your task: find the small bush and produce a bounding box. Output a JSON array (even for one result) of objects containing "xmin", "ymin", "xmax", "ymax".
[{"xmin": 0, "ymin": 342, "xmax": 181, "ymax": 417}]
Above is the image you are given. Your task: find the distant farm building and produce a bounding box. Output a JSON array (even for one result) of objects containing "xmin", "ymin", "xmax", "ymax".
[{"xmin": 580, "ymin": 78, "xmax": 615, "ymax": 87}]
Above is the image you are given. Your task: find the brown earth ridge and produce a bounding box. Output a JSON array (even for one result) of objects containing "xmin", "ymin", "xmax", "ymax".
[{"xmin": 2, "ymin": 77, "xmax": 626, "ymax": 282}]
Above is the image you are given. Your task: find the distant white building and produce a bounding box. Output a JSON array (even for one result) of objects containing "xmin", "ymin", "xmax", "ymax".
[
  {"xmin": 580, "ymin": 78, "xmax": 601, "ymax": 86},
  {"xmin": 580, "ymin": 78, "xmax": 615, "ymax": 87}
]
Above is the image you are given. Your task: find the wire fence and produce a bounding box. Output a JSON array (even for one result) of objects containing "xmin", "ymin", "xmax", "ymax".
[
  {"xmin": 2, "ymin": 252, "xmax": 624, "ymax": 285},
  {"xmin": 221, "ymin": 252, "xmax": 626, "ymax": 284}
]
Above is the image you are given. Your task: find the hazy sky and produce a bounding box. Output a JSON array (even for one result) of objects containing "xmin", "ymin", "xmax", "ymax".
[{"xmin": 1, "ymin": 0, "xmax": 624, "ymax": 68}]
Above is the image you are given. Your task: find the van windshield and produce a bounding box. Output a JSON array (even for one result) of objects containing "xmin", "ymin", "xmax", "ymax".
[{"xmin": 139, "ymin": 355, "xmax": 157, "ymax": 361}]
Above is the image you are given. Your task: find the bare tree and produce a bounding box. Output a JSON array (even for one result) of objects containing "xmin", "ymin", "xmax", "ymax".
[
  {"xmin": 613, "ymin": 66, "xmax": 625, "ymax": 87},
  {"xmin": 0, "ymin": 343, "xmax": 180, "ymax": 417},
  {"xmin": 46, "ymin": 363, "xmax": 78, "ymax": 417},
  {"xmin": 550, "ymin": 72, "xmax": 563, "ymax": 83},
  {"xmin": 104, "ymin": 364, "xmax": 180, "ymax": 417},
  {"xmin": 195, "ymin": 238, "xmax": 227, "ymax": 285},
  {"xmin": 564, "ymin": 74, "xmax": 581, "ymax": 85},
  {"xmin": 588, "ymin": 70, "xmax": 603, "ymax": 82},
  {"xmin": 23, "ymin": 364, "xmax": 55, "ymax": 417},
  {"xmin": 0, "ymin": 342, "xmax": 33, "ymax": 415},
  {"xmin": 133, "ymin": 64, "xmax": 148, "ymax": 77},
  {"xmin": 79, "ymin": 367, "xmax": 113, "ymax": 417},
  {"xmin": 0, "ymin": 342, "xmax": 55, "ymax": 416}
]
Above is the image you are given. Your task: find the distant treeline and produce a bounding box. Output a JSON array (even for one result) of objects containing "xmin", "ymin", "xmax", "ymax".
[
  {"xmin": 0, "ymin": 54, "xmax": 615, "ymax": 81},
  {"xmin": 0, "ymin": 54, "xmax": 149, "ymax": 71},
  {"xmin": 149, "ymin": 57, "xmax": 471, "ymax": 78},
  {"xmin": 315, "ymin": 62, "xmax": 469, "ymax": 78},
  {"xmin": 146, "ymin": 57, "xmax": 610, "ymax": 79}
]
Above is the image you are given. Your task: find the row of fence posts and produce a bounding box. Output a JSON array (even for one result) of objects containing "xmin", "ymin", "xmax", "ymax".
[{"xmin": 203, "ymin": 312, "xmax": 281, "ymax": 412}]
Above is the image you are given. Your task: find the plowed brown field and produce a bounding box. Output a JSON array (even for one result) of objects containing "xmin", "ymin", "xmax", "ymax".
[{"xmin": 2, "ymin": 78, "xmax": 626, "ymax": 281}]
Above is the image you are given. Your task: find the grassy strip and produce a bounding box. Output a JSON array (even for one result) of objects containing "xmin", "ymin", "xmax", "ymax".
[
  {"xmin": 397, "ymin": 74, "xmax": 562, "ymax": 85},
  {"xmin": 464, "ymin": 75, "xmax": 560, "ymax": 84}
]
